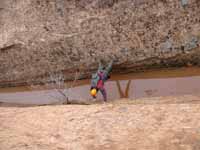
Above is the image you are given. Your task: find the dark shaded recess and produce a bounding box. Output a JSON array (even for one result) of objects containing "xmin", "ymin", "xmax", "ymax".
[
  {"xmin": 97, "ymin": 0, "xmax": 119, "ymax": 8},
  {"xmin": 196, "ymin": 0, "xmax": 200, "ymax": 6},
  {"xmin": 160, "ymin": 0, "xmax": 167, "ymax": 3},
  {"xmin": 75, "ymin": 0, "xmax": 93, "ymax": 9},
  {"xmin": 111, "ymin": 50, "xmax": 200, "ymax": 75},
  {"xmin": 75, "ymin": 0, "xmax": 118, "ymax": 9},
  {"xmin": 36, "ymin": 0, "xmax": 50, "ymax": 5},
  {"xmin": 0, "ymin": 44, "xmax": 22, "ymax": 52},
  {"xmin": 181, "ymin": 46, "xmax": 185, "ymax": 53},
  {"xmin": 44, "ymin": 26, "xmax": 50, "ymax": 31}
]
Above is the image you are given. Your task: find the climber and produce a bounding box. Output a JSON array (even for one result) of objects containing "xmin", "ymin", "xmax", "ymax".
[{"xmin": 90, "ymin": 60, "xmax": 113, "ymax": 102}]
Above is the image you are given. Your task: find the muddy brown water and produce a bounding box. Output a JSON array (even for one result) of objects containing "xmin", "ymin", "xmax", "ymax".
[{"xmin": 1, "ymin": 67, "xmax": 200, "ymax": 105}]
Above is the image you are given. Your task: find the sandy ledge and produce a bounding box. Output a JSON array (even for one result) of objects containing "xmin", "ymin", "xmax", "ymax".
[{"xmin": 0, "ymin": 95, "xmax": 200, "ymax": 150}]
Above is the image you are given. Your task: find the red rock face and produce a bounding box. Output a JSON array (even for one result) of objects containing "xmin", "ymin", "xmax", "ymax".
[{"xmin": 0, "ymin": 0, "xmax": 200, "ymax": 87}]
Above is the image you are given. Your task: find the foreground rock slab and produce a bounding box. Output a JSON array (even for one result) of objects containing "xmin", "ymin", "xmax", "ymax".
[{"xmin": 0, "ymin": 96, "xmax": 200, "ymax": 150}]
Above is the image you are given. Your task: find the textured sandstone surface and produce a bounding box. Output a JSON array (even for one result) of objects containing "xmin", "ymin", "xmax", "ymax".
[
  {"xmin": 0, "ymin": 96, "xmax": 200, "ymax": 150},
  {"xmin": 0, "ymin": 0, "xmax": 200, "ymax": 86}
]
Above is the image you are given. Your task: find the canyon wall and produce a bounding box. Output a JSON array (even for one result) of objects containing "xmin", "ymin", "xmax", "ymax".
[{"xmin": 0, "ymin": 0, "xmax": 200, "ymax": 86}]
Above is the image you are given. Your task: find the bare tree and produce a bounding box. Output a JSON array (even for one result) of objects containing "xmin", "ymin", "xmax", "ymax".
[
  {"xmin": 44, "ymin": 72, "xmax": 70, "ymax": 104},
  {"xmin": 27, "ymin": 70, "xmax": 81, "ymax": 105}
]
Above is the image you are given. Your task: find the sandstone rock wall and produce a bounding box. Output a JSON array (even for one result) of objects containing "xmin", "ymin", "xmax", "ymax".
[{"xmin": 0, "ymin": 0, "xmax": 200, "ymax": 86}]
